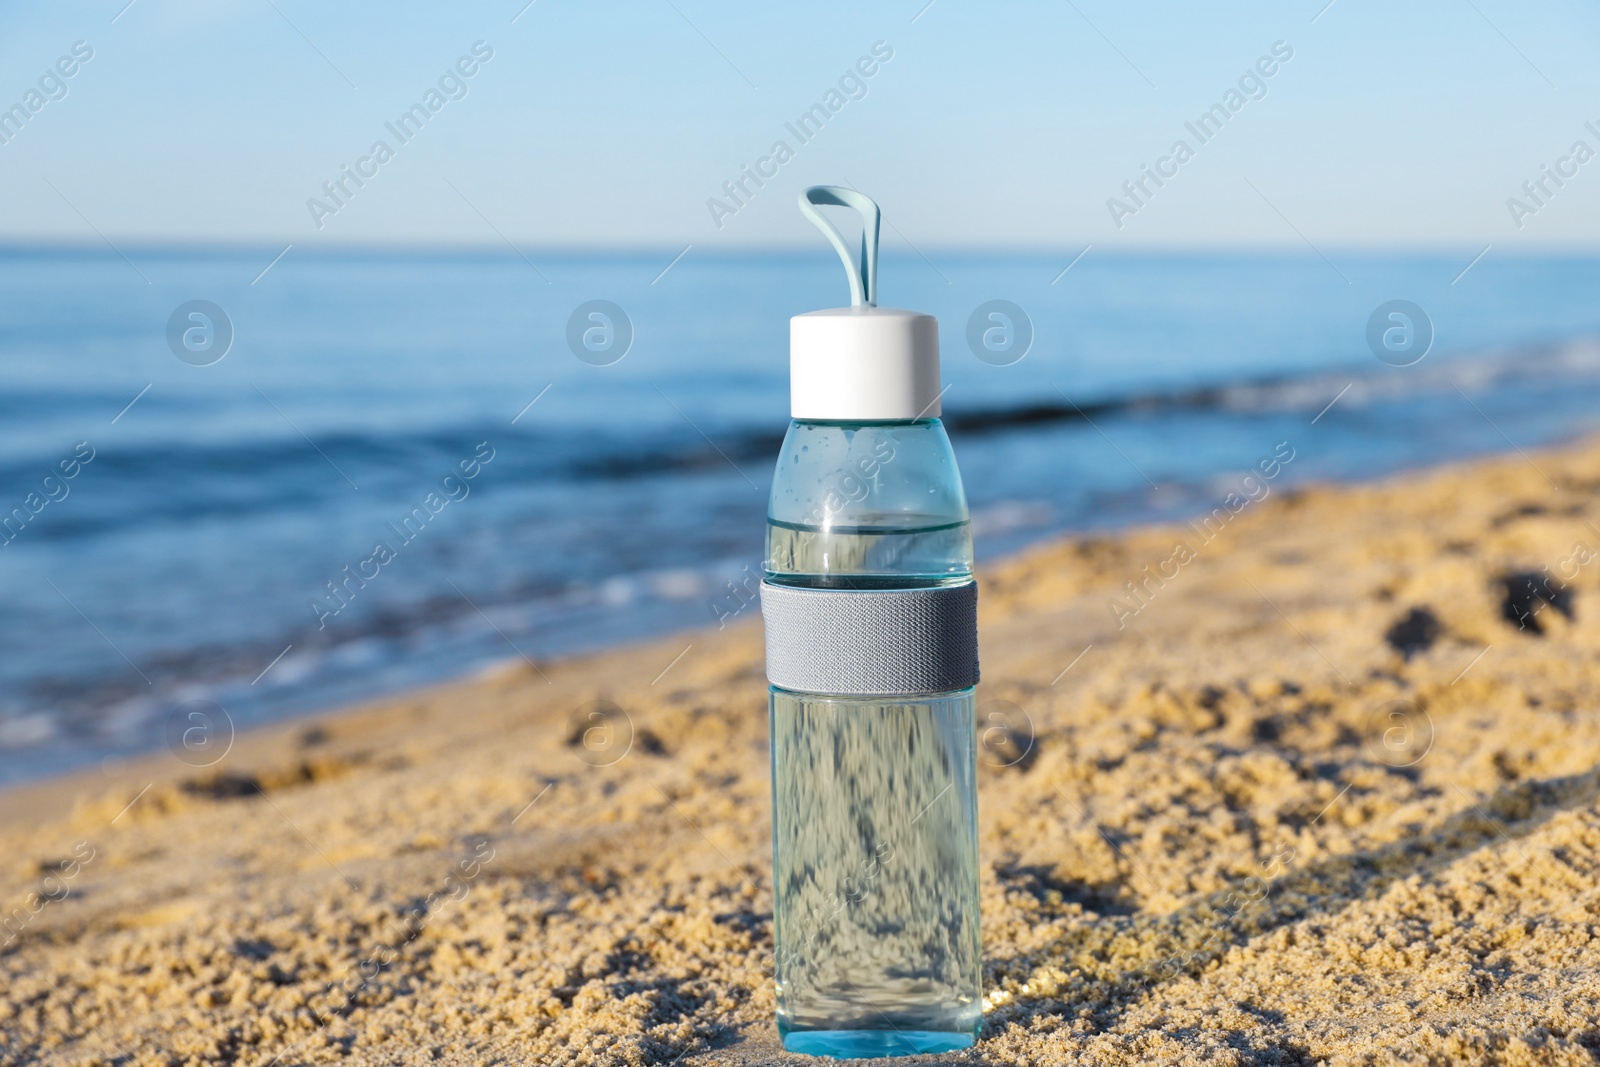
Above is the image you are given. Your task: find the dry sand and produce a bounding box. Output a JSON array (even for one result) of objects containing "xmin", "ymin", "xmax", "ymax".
[{"xmin": 5, "ymin": 439, "xmax": 1600, "ymax": 1066}]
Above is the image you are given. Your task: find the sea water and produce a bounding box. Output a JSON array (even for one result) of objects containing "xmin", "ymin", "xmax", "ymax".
[{"xmin": 10, "ymin": 248, "xmax": 1600, "ymax": 787}]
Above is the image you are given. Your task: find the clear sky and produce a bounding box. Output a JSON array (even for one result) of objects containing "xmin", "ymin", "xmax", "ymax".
[{"xmin": 1, "ymin": 0, "xmax": 1597, "ymax": 249}]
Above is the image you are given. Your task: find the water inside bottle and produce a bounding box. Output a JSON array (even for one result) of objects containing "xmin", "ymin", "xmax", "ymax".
[
  {"xmin": 765, "ymin": 518, "xmax": 972, "ymax": 584},
  {"xmin": 769, "ymin": 686, "xmax": 982, "ymax": 1056}
]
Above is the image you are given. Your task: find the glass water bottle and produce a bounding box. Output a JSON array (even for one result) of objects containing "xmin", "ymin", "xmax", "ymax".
[
  {"xmin": 761, "ymin": 186, "xmax": 983, "ymax": 1057},
  {"xmin": 764, "ymin": 415, "xmax": 982, "ymax": 1058}
]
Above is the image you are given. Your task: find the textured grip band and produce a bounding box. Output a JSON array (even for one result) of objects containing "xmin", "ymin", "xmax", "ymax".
[{"xmin": 760, "ymin": 580, "xmax": 979, "ymax": 696}]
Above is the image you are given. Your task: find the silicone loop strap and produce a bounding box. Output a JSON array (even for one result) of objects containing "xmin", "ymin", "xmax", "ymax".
[
  {"xmin": 761, "ymin": 580, "xmax": 979, "ymax": 697},
  {"xmin": 798, "ymin": 186, "xmax": 881, "ymax": 308}
]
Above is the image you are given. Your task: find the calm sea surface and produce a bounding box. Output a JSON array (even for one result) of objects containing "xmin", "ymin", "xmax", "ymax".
[{"xmin": 3, "ymin": 246, "xmax": 1598, "ymax": 783}]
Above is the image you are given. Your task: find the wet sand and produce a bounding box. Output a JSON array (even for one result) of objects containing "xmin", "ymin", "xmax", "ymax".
[{"xmin": 4, "ymin": 438, "xmax": 1600, "ymax": 1066}]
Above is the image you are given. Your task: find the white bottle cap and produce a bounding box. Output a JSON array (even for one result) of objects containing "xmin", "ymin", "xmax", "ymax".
[
  {"xmin": 791, "ymin": 187, "xmax": 942, "ymax": 421},
  {"xmin": 790, "ymin": 307, "xmax": 941, "ymax": 420}
]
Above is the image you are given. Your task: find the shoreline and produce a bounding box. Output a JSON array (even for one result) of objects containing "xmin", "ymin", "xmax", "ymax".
[
  {"xmin": 5, "ymin": 437, "xmax": 1600, "ymax": 1064},
  {"xmin": 0, "ymin": 411, "xmax": 1579, "ymax": 796},
  {"xmin": 8, "ymin": 324, "xmax": 1600, "ymax": 789}
]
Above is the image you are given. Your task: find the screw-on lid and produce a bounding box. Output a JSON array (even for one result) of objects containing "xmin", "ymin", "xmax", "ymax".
[{"xmin": 790, "ymin": 187, "xmax": 942, "ymax": 421}]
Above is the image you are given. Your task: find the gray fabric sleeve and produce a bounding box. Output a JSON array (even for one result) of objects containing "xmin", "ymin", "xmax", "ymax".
[{"xmin": 760, "ymin": 580, "xmax": 979, "ymax": 696}]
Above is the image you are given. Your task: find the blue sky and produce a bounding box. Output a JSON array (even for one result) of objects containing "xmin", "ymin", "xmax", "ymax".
[{"xmin": 1, "ymin": 0, "xmax": 1597, "ymax": 248}]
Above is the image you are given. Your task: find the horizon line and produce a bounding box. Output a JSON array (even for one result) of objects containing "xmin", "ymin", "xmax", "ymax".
[{"xmin": 1, "ymin": 238, "xmax": 1597, "ymax": 260}]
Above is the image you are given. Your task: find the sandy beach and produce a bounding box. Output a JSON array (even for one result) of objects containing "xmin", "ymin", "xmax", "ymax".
[{"xmin": 4, "ymin": 437, "xmax": 1600, "ymax": 1067}]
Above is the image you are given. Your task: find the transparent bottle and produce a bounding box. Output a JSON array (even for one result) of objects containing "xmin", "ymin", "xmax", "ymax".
[{"xmin": 766, "ymin": 416, "xmax": 982, "ymax": 1058}]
